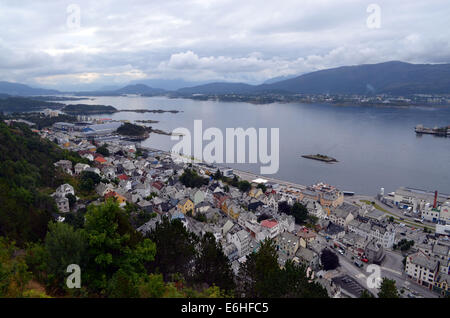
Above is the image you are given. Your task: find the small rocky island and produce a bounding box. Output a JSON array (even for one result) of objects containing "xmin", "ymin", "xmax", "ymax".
[
  {"xmin": 62, "ymin": 104, "xmax": 117, "ymax": 115},
  {"xmin": 135, "ymin": 119, "xmax": 159, "ymax": 124},
  {"xmin": 116, "ymin": 122, "xmax": 150, "ymax": 141},
  {"xmin": 301, "ymin": 154, "xmax": 338, "ymax": 163},
  {"xmin": 116, "ymin": 122, "xmax": 180, "ymax": 141}
]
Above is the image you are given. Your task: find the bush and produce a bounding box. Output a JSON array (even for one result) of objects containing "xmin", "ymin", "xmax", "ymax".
[
  {"xmin": 179, "ymin": 169, "xmax": 209, "ymax": 188},
  {"xmin": 237, "ymin": 180, "xmax": 251, "ymax": 192},
  {"xmin": 320, "ymin": 249, "xmax": 340, "ymax": 271},
  {"xmin": 96, "ymin": 144, "xmax": 110, "ymax": 157}
]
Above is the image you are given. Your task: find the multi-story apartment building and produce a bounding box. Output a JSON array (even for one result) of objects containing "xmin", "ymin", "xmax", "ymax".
[
  {"xmin": 406, "ymin": 251, "xmax": 440, "ymax": 289},
  {"xmin": 275, "ymin": 231, "xmax": 300, "ymax": 258},
  {"xmin": 348, "ymin": 218, "xmax": 395, "ymax": 248},
  {"xmin": 227, "ymin": 228, "xmax": 251, "ymax": 258},
  {"xmin": 260, "ymin": 219, "xmax": 280, "ymax": 239},
  {"xmin": 299, "ymin": 182, "xmax": 344, "ymax": 209},
  {"xmin": 329, "ymin": 202, "xmax": 358, "ymax": 228}
]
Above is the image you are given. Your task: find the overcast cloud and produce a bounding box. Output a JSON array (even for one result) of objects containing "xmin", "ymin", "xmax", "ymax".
[{"xmin": 0, "ymin": 0, "xmax": 449, "ymax": 90}]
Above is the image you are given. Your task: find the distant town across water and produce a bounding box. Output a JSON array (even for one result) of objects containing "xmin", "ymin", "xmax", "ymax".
[{"xmin": 60, "ymin": 95, "xmax": 450, "ymax": 196}]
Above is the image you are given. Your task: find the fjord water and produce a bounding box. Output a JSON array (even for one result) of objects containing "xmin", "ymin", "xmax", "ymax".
[{"xmin": 66, "ymin": 96, "xmax": 450, "ymax": 195}]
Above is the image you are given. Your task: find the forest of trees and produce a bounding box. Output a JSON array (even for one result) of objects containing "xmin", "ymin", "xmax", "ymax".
[{"xmin": 0, "ymin": 122, "xmax": 88, "ymax": 245}]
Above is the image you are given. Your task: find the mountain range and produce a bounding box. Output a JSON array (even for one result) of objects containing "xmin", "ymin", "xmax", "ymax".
[
  {"xmin": 176, "ymin": 61, "xmax": 450, "ymax": 95},
  {"xmin": 1, "ymin": 61, "xmax": 450, "ymax": 97},
  {"xmin": 0, "ymin": 81, "xmax": 60, "ymax": 96}
]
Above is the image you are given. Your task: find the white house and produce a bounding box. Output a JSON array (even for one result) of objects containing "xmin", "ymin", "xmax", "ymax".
[
  {"xmin": 54, "ymin": 183, "xmax": 75, "ymax": 197},
  {"xmin": 74, "ymin": 163, "xmax": 90, "ymax": 175},
  {"xmin": 227, "ymin": 229, "xmax": 251, "ymax": 258},
  {"xmin": 406, "ymin": 251, "xmax": 440, "ymax": 290}
]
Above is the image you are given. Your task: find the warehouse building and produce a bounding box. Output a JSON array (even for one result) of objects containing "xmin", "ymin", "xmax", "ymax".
[{"xmin": 82, "ymin": 122, "xmax": 123, "ymax": 136}]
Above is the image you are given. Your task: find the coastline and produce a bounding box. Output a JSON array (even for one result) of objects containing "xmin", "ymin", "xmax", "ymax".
[
  {"xmin": 58, "ymin": 94, "xmax": 450, "ymax": 110},
  {"xmin": 141, "ymin": 146, "xmax": 309, "ymax": 191}
]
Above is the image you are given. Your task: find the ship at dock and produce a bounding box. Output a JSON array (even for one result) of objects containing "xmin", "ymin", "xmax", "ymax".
[{"xmin": 415, "ymin": 124, "xmax": 450, "ymax": 137}]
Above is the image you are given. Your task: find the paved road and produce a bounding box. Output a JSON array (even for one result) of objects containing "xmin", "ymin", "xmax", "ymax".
[
  {"xmin": 316, "ymin": 234, "xmax": 438, "ymax": 298},
  {"xmin": 233, "ymin": 169, "xmax": 306, "ymax": 190},
  {"xmin": 338, "ymin": 248, "xmax": 438, "ymax": 298},
  {"xmin": 346, "ymin": 194, "xmax": 435, "ymax": 231}
]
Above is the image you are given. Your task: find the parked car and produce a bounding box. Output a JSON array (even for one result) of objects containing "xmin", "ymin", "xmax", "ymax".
[
  {"xmin": 361, "ymin": 257, "xmax": 369, "ymax": 263},
  {"xmin": 338, "ymin": 249, "xmax": 344, "ymax": 255},
  {"xmin": 354, "ymin": 260, "xmax": 363, "ymax": 268}
]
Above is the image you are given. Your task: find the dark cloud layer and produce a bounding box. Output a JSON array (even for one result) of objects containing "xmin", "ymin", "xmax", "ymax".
[{"xmin": 0, "ymin": 0, "xmax": 449, "ymax": 90}]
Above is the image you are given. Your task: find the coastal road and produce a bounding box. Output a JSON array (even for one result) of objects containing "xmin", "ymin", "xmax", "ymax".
[
  {"xmin": 232, "ymin": 169, "xmax": 307, "ymax": 190},
  {"xmin": 346, "ymin": 194, "xmax": 435, "ymax": 232},
  {"xmin": 144, "ymin": 147, "xmax": 308, "ymax": 190}
]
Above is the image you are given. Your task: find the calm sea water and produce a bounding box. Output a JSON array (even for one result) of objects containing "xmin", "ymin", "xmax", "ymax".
[{"xmin": 64, "ymin": 96, "xmax": 450, "ymax": 195}]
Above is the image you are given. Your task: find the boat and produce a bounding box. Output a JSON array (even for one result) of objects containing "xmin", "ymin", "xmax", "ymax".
[
  {"xmin": 415, "ymin": 124, "xmax": 449, "ymax": 136},
  {"xmin": 301, "ymin": 154, "xmax": 338, "ymax": 163}
]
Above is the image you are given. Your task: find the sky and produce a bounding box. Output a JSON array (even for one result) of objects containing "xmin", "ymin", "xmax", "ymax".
[{"xmin": 0, "ymin": 0, "xmax": 449, "ymax": 90}]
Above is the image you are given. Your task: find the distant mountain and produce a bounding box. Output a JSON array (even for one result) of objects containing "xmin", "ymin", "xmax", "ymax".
[
  {"xmin": 0, "ymin": 81, "xmax": 61, "ymax": 96},
  {"xmin": 177, "ymin": 82, "xmax": 258, "ymax": 95},
  {"xmin": 3, "ymin": 61, "xmax": 450, "ymax": 98},
  {"xmin": 174, "ymin": 61, "xmax": 450, "ymax": 96},
  {"xmin": 128, "ymin": 78, "xmax": 214, "ymax": 91},
  {"xmin": 114, "ymin": 84, "xmax": 166, "ymax": 95},
  {"xmin": 260, "ymin": 61, "xmax": 450, "ymax": 95},
  {"xmin": 74, "ymin": 84, "xmax": 166, "ymax": 96},
  {"xmin": 262, "ymin": 74, "xmax": 299, "ymax": 85}
]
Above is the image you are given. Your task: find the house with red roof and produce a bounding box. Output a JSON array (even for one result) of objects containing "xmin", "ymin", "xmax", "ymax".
[
  {"xmin": 118, "ymin": 174, "xmax": 129, "ymax": 181},
  {"xmin": 94, "ymin": 156, "xmax": 107, "ymax": 164},
  {"xmin": 261, "ymin": 219, "xmax": 280, "ymax": 239},
  {"xmin": 151, "ymin": 181, "xmax": 164, "ymax": 192}
]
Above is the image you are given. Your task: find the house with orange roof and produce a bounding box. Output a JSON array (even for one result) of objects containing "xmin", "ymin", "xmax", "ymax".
[
  {"xmin": 105, "ymin": 191, "xmax": 127, "ymax": 206},
  {"xmin": 95, "ymin": 156, "xmax": 107, "ymax": 164}
]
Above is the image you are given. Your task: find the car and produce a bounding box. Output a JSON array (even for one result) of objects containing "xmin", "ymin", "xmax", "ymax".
[
  {"xmin": 400, "ymin": 232, "xmax": 406, "ymax": 236},
  {"xmin": 354, "ymin": 261, "xmax": 363, "ymax": 268},
  {"xmin": 361, "ymin": 258, "xmax": 369, "ymax": 263},
  {"xmin": 338, "ymin": 249, "xmax": 344, "ymax": 255}
]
